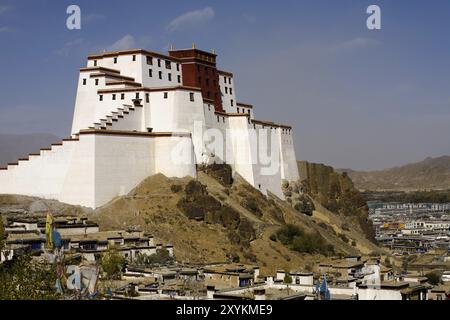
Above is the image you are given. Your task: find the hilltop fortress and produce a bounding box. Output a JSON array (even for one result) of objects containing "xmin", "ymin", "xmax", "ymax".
[{"xmin": 0, "ymin": 47, "xmax": 299, "ymax": 208}]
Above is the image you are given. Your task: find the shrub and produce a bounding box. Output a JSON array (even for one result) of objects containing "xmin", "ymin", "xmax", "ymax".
[
  {"xmin": 269, "ymin": 234, "xmax": 277, "ymax": 242},
  {"xmin": 170, "ymin": 184, "xmax": 182, "ymax": 193},
  {"xmin": 339, "ymin": 234, "xmax": 350, "ymax": 243},
  {"xmin": 241, "ymin": 198, "xmax": 262, "ymax": 217},
  {"xmin": 101, "ymin": 247, "xmax": 126, "ymax": 280},
  {"xmin": 135, "ymin": 248, "xmax": 174, "ymax": 266},
  {"xmin": 425, "ymin": 271, "xmax": 442, "ymax": 286},
  {"xmin": 275, "ymin": 224, "xmax": 334, "ymax": 256},
  {"xmin": 284, "ymin": 273, "xmax": 293, "ymax": 284}
]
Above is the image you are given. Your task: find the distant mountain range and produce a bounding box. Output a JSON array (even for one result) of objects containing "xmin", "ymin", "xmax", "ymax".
[
  {"xmin": 0, "ymin": 133, "xmax": 60, "ymax": 166},
  {"xmin": 339, "ymin": 156, "xmax": 450, "ymax": 191}
]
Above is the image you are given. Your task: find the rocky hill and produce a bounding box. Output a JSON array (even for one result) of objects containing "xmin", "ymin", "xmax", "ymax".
[
  {"xmin": 298, "ymin": 161, "xmax": 376, "ymax": 242},
  {"xmin": 341, "ymin": 156, "xmax": 450, "ymax": 191},
  {"xmin": 0, "ymin": 165, "xmax": 382, "ymax": 274}
]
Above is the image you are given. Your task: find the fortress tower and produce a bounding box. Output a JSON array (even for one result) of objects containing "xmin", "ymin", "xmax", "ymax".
[{"xmin": 0, "ymin": 47, "xmax": 299, "ymax": 208}]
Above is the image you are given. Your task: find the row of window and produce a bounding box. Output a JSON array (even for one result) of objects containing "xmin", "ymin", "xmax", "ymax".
[
  {"xmin": 224, "ymin": 87, "xmax": 233, "ymax": 95},
  {"xmin": 98, "ymin": 92, "xmax": 196, "ymax": 103},
  {"xmin": 92, "ymin": 56, "xmax": 181, "ymax": 71},
  {"xmin": 236, "ymin": 108, "xmax": 250, "ymax": 114},
  {"xmin": 223, "ymin": 76, "xmax": 232, "ymax": 84},
  {"xmin": 198, "ymin": 76, "xmax": 217, "ymax": 87},
  {"xmin": 149, "ymin": 69, "xmax": 181, "ymax": 83},
  {"xmin": 146, "ymin": 56, "xmax": 180, "ymax": 71}
]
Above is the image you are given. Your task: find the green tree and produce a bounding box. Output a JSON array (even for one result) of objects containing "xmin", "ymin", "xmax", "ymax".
[
  {"xmin": 284, "ymin": 273, "xmax": 292, "ymax": 284},
  {"xmin": 135, "ymin": 248, "xmax": 174, "ymax": 266},
  {"xmin": 0, "ymin": 214, "xmax": 4, "ymax": 252},
  {"xmin": 0, "ymin": 255, "xmax": 58, "ymax": 300},
  {"xmin": 101, "ymin": 247, "xmax": 126, "ymax": 280},
  {"xmin": 425, "ymin": 271, "xmax": 442, "ymax": 286}
]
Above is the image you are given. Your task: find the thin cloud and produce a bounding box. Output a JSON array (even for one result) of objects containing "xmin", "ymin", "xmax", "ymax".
[
  {"xmin": 84, "ymin": 13, "xmax": 105, "ymax": 24},
  {"xmin": 167, "ymin": 7, "xmax": 214, "ymax": 32},
  {"xmin": 102, "ymin": 34, "xmax": 152, "ymax": 52},
  {"xmin": 0, "ymin": 5, "xmax": 12, "ymax": 15},
  {"xmin": 0, "ymin": 26, "xmax": 12, "ymax": 33},
  {"xmin": 55, "ymin": 38, "xmax": 84, "ymax": 57},
  {"xmin": 330, "ymin": 37, "xmax": 381, "ymax": 53}
]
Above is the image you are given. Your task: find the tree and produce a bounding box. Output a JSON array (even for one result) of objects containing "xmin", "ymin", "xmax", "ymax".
[
  {"xmin": 425, "ymin": 271, "xmax": 442, "ymax": 286},
  {"xmin": 101, "ymin": 247, "xmax": 126, "ymax": 280},
  {"xmin": 0, "ymin": 214, "xmax": 4, "ymax": 252},
  {"xmin": 284, "ymin": 273, "xmax": 292, "ymax": 284},
  {"xmin": 0, "ymin": 255, "xmax": 58, "ymax": 300},
  {"xmin": 134, "ymin": 248, "xmax": 174, "ymax": 266}
]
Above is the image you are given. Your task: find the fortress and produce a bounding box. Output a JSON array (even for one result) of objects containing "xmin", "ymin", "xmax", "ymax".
[{"xmin": 0, "ymin": 46, "xmax": 299, "ymax": 208}]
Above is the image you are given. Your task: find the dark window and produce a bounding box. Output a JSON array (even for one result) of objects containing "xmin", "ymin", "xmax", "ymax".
[
  {"xmin": 132, "ymin": 55, "xmax": 136, "ymax": 61},
  {"xmin": 147, "ymin": 56, "xmax": 153, "ymax": 65},
  {"xmin": 149, "ymin": 69, "xmax": 153, "ymax": 77},
  {"xmin": 165, "ymin": 60, "xmax": 171, "ymax": 69},
  {"xmin": 112, "ymin": 94, "xmax": 116, "ymax": 100},
  {"xmin": 93, "ymin": 60, "xmax": 97, "ymax": 66},
  {"xmin": 237, "ymin": 108, "xmax": 240, "ymax": 113},
  {"xmin": 121, "ymin": 93, "xmax": 125, "ymax": 100},
  {"xmin": 248, "ymin": 109, "xmax": 250, "ymax": 114},
  {"xmin": 176, "ymin": 64, "xmax": 180, "ymax": 71},
  {"xmin": 157, "ymin": 59, "xmax": 161, "ymax": 67},
  {"xmin": 136, "ymin": 93, "xmax": 140, "ymax": 99},
  {"xmin": 223, "ymin": 117, "xmax": 225, "ymax": 123},
  {"xmin": 224, "ymin": 76, "xmax": 227, "ymax": 82},
  {"xmin": 217, "ymin": 116, "xmax": 220, "ymax": 122},
  {"xmin": 164, "ymin": 92, "xmax": 168, "ymax": 99},
  {"xmin": 230, "ymin": 99, "xmax": 234, "ymax": 106},
  {"xmin": 168, "ymin": 73, "xmax": 172, "ymax": 81},
  {"xmin": 190, "ymin": 92, "xmax": 195, "ymax": 102},
  {"xmin": 145, "ymin": 93, "xmax": 149, "ymax": 103},
  {"xmin": 230, "ymin": 88, "xmax": 233, "ymax": 95},
  {"xmin": 177, "ymin": 75, "xmax": 181, "ymax": 83},
  {"xmin": 207, "ymin": 91, "xmax": 211, "ymax": 98},
  {"xmin": 82, "ymin": 79, "xmax": 86, "ymax": 85},
  {"xmin": 99, "ymin": 95, "xmax": 103, "ymax": 101},
  {"xmin": 114, "ymin": 57, "xmax": 117, "ymax": 64},
  {"xmin": 225, "ymin": 87, "xmax": 228, "ymax": 94},
  {"xmin": 159, "ymin": 71, "xmax": 162, "ymax": 79},
  {"xmin": 95, "ymin": 79, "xmax": 99, "ymax": 86}
]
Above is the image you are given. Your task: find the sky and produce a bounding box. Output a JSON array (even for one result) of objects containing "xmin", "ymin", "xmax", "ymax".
[{"xmin": 0, "ymin": 0, "xmax": 449, "ymax": 171}]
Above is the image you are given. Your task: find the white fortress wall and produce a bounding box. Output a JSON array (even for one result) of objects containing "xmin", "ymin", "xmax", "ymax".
[
  {"xmin": 147, "ymin": 89, "xmax": 205, "ymax": 163},
  {"xmin": 251, "ymin": 125, "xmax": 284, "ymax": 199},
  {"xmin": 278, "ymin": 128, "xmax": 300, "ymax": 182},
  {"xmin": 91, "ymin": 133, "xmax": 154, "ymax": 208},
  {"xmin": 227, "ymin": 116, "xmax": 256, "ymax": 187}
]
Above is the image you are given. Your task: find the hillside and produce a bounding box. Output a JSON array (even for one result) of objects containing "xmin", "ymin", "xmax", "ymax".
[
  {"xmin": 0, "ymin": 165, "xmax": 383, "ymax": 274},
  {"xmin": 298, "ymin": 161, "xmax": 376, "ymax": 242},
  {"xmin": 341, "ymin": 156, "xmax": 450, "ymax": 191},
  {"xmin": 0, "ymin": 133, "xmax": 61, "ymax": 167}
]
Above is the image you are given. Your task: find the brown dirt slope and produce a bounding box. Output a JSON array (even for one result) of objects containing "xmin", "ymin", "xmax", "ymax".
[{"xmin": 92, "ymin": 171, "xmax": 382, "ymax": 274}]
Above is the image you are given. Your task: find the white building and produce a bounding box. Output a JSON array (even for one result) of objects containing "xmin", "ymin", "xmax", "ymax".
[{"xmin": 0, "ymin": 47, "xmax": 299, "ymax": 208}]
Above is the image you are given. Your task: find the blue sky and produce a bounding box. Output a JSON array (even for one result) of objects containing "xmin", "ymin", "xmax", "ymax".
[{"xmin": 0, "ymin": 0, "xmax": 449, "ymax": 170}]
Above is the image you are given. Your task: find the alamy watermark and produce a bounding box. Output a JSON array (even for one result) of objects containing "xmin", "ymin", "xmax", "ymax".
[{"xmin": 66, "ymin": 5, "xmax": 81, "ymax": 30}]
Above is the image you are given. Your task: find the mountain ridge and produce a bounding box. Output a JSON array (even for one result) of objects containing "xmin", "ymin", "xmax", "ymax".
[{"xmin": 338, "ymin": 155, "xmax": 450, "ymax": 191}]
